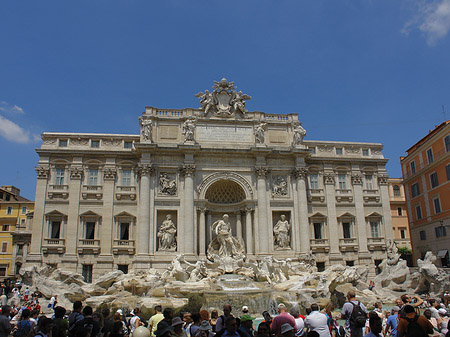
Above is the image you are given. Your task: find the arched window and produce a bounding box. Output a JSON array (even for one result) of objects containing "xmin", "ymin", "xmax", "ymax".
[{"xmin": 393, "ymin": 185, "xmax": 401, "ymax": 197}]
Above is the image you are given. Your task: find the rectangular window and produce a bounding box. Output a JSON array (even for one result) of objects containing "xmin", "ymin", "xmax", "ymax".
[
  {"xmin": 445, "ymin": 135, "xmax": 450, "ymax": 152},
  {"xmin": 122, "ymin": 170, "xmax": 132, "ymax": 186},
  {"xmin": 370, "ymin": 221, "xmax": 379, "ymax": 238},
  {"xmin": 55, "ymin": 168, "xmax": 65, "ymax": 185},
  {"xmin": 2, "ymin": 225, "xmax": 9, "ymax": 232},
  {"xmin": 6, "ymin": 207, "xmax": 12, "ymax": 215},
  {"xmin": 1, "ymin": 243, "xmax": 7, "ymax": 252},
  {"xmin": 419, "ymin": 230, "xmax": 426, "ymax": 240},
  {"xmin": 342, "ymin": 222, "xmax": 351, "ymax": 239},
  {"xmin": 21, "ymin": 207, "xmax": 27, "ymax": 214},
  {"xmin": 88, "ymin": 169, "xmax": 98, "ymax": 186},
  {"xmin": 20, "ymin": 219, "xmax": 25, "ymax": 225},
  {"xmin": 316, "ymin": 262, "xmax": 325, "ymax": 272},
  {"xmin": 397, "ymin": 207, "xmax": 403, "ymax": 216},
  {"xmin": 410, "ymin": 161, "xmax": 416, "ymax": 174},
  {"xmin": 310, "ymin": 147, "xmax": 316, "ymax": 154},
  {"xmin": 91, "ymin": 140, "xmax": 99, "ymax": 148},
  {"xmin": 346, "ymin": 261, "xmax": 354, "ymax": 266},
  {"xmin": 430, "ymin": 172, "xmax": 439, "ymax": 188},
  {"xmin": 313, "ymin": 223, "xmax": 322, "ymax": 239},
  {"xmin": 365, "ymin": 175, "xmax": 374, "ymax": 190},
  {"xmin": 82, "ymin": 264, "xmax": 93, "ymax": 283},
  {"xmin": 0, "ymin": 268, "xmax": 6, "ymax": 276},
  {"xmin": 416, "ymin": 205, "xmax": 422, "ymax": 220},
  {"xmin": 400, "ymin": 228, "xmax": 406, "ymax": 239},
  {"xmin": 411, "ymin": 183, "xmax": 420, "ymax": 197},
  {"xmin": 50, "ymin": 221, "xmax": 61, "ymax": 239},
  {"xmin": 433, "ymin": 198, "xmax": 442, "ymax": 214},
  {"xmin": 59, "ymin": 139, "xmax": 68, "ymax": 147},
  {"xmin": 124, "ymin": 141, "xmax": 133, "ymax": 149},
  {"xmin": 336, "ymin": 148, "xmax": 343, "ymax": 155},
  {"xmin": 118, "ymin": 265, "xmax": 129, "ymax": 274},
  {"xmin": 362, "ymin": 149, "xmax": 369, "ymax": 156},
  {"xmin": 120, "ymin": 222, "xmax": 130, "ymax": 240},
  {"xmin": 446, "ymin": 164, "xmax": 450, "ymax": 180},
  {"xmin": 85, "ymin": 222, "xmax": 95, "ymax": 240},
  {"xmin": 427, "ymin": 148, "xmax": 434, "ymax": 164},
  {"xmin": 309, "ymin": 174, "xmax": 319, "ymax": 189},
  {"xmin": 435, "ymin": 226, "xmax": 447, "ymax": 238},
  {"xmin": 338, "ymin": 174, "xmax": 347, "ymax": 189}
]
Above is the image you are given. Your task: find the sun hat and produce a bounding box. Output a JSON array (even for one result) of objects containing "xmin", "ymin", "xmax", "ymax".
[
  {"xmin": 155, "ymin": 321, "xmax": 173, "ymax": 337},
  {"xmin": 240, "ymin": 315, "xmax": 255, "ymax": 323},
  {"xmin": 281, "ymin": 323, "xmax": 294, "ymax": 335},
  {"xmin": 391, "ymin": 306, "xmax": 400, "ymax": 313},
  {"xmin": 199, "ymin": 320, "xmax": 212, "ymax": 331},
  {"xmin": 171, "ymin": 317, "xmax": 184, "ymax": 327}
]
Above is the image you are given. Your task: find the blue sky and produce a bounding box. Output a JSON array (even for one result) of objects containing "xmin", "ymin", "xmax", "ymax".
[{"xmin": 1, "ymin": 0, "xmax": 450, "ymax": 200}]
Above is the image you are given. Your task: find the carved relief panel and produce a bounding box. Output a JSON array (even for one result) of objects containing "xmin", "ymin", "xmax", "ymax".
[
  {"xmin": 271, "ymin": 175, "xmax": 289, "ymax": 198},
  {"xmin": 158, "ymin": 172, "xmax": 178, "ymax": 196}
]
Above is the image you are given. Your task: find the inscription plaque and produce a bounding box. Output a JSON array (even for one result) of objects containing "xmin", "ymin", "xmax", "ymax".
[{"xmin": 196, "ymin": 125, "xmax": 253, "ymax": 142}]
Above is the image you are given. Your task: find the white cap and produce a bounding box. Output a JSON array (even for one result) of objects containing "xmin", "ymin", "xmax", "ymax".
[{"xmin": 242, "ymin": 306, "xmax": 249, "ymax": 312}]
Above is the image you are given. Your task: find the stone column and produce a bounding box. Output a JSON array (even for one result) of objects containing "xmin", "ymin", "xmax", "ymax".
[
  {"xmin": 148, "ymin": 174, "xmax": 156, "ymax": 254},
  {"xmin": 255, "ymin": 166, "xmax": 269, "ymax": 254},
  {"xmin": 66, "ymin": 166, "xmax": 83, "ymax": 258},
  {"xmin": 207, "ymin": 212, "xmax": 212, "ymax": 245},
  {"xmin": 245, "ymin": 208, "xmax": 253, "ymax": 255},
  {"xmin": 137, "ymin": 164, "xmax": 153, "ymax": 256},
  {"xmin": 182, "ymin": 164, "xmax": 196, "ymax": 255},
  {"xmin": 351, "ymin": 173, "xmax": 370, "ymax": 255},
  {"xmin": 198, "ymin": 208, "xmax": 206, "ymax": 256},
  {"xmin": 101, "ymin": 167, "xmax": 116, "ymax": 256},
  {"xmin": 294, "ymin": 168, "xmax": 310, "ymax": 255},
  {"xmin": 378, "ymin": 174, "xmax": 394, "ymax": 240},
  {"xmin": 236, "ymin": 211, "xmax": 242, "ymax": 239},
  {"xmin": 29, "ymin": 166, "xmax": 50, "ymax": 258},
  {"xmin": 323, "ymin": 172, "xmax": 341, "ymax": 262}
]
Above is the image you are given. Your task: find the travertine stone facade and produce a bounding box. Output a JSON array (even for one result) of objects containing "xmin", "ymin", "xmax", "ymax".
[{"xmin": 26, "ymin": 81, "xmax": 394, "ymax": 278}]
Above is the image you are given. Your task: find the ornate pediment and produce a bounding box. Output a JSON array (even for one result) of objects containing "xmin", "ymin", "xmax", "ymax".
[{"xmin": 195, "ymin": 78, "xmax": 251, "ymax": 118}]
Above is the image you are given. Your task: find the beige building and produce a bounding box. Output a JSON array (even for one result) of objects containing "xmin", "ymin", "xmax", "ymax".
[
  {"xmin": 26, "ymin": 79, "xmax": 395, "ymax": 280},
  {"xmin": 387, "ymin": 178, "xmax": 411, "ymax": 250}
]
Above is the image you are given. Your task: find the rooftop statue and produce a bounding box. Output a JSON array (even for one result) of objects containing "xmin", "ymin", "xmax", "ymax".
[{"xmin": 195, "ymin": 78, "xmax": 251, "ymax": 117}]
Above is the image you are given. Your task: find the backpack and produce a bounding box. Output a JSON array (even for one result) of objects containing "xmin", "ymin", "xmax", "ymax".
[
  {"xmin": 404, "ymin": 314, "xmax": 428, "ymax": 337},
  {"xmin": 349, "ymin": 302, "xmax": 366, "ymax": 328},
  {"xmin": 14, "ymin": 320, "xmax": 32, "ymax": 337}
]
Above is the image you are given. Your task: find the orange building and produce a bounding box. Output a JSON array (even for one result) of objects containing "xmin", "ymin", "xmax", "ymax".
[
  {"xmin": 401, "ymin": 121, "xmax": 450, "ymax": 267},
  {"xmin": 387, "ymin": 178, "xmax": 411, "ymax": 251}
]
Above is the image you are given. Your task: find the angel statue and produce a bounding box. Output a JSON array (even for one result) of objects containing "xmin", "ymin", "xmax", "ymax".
[
  {"xmin": 231, "ymin": 91, "xmax": 251, "ymax": 115},
  {"xmin": 195, "ymin": 90, "xmax": 216, "ymax": 115}
]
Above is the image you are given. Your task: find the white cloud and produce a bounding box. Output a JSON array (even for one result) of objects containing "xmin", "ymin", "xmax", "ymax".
[
  {"xmin": 0, "ymin": 115, "xmax": 33, "ymax": 144},
  {"xmin": 0, "ymin": 101, "xmax": 25, "ymax": 114},
  {"xmin": 403, "ymin": 0, "xmax": 450, "ymax": 45}
]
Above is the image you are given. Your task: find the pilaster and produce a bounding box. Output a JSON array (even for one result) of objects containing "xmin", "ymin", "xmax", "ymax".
[
  {"xmin": 66, "ymin": 165, "xmax": 83, "ymax": 257},
  {"xmin": 255, "ymin": 166, "xmax": 270, "ymax": 254},
  {"xmin": 323, "ymin": 172, "xmax": 341, "ymax": 262},
  {"xmin": 29, "ymin": 166, "xmax": 49, "ymax": 259},
  {"xmin": 100, "ymin": 166, "xmax": 116, "ymax": 256},
  {"xmin": 181, "ymin": 164, "xmax": 196, "ymax": 255},
  {"xmin": 136, "ymin": 163, "xmax": 153, "ymax": 257},
  {"xmin": 351, "ymin": 173, "xmax": 370, "ymax": 256},
  {"xmin": 378, "ymin": 174, "xmax": 394, "ymax": 240},
  {"xmin": 293, "ymin": 167, "xmax": 310, "ymax": 255},
  {"xmin": 245, "ymin": 208, "xmax": 254, "ymax": 255}
]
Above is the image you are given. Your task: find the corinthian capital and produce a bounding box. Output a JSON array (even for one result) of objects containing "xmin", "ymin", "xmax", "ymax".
[
  {"xmin": 351, "ymin": 174, "xmax": 363, "ymax": 185},
  {"xmin": 181, "ymin": 164, "xmax": 196, "ymax": 177},
  {"xmin": 35, "ymin": 166, "xmax": 50, "ymax": 179},
  {"xmin": 293, "ymin": 168, "xmax": 308, "ymax": 180},
  {"xmin": 137, "ymin": 164, "xmax": 154, "ymax": 177},
  {"xmin": 255, "ymin": 166, "xmax": 269, "ymax": 178},
  {"xmin": 323, "ymin": 173, "xmax": 335, "ymax": 185},
  {"xmin": 378, "ymin": 174, "xmax": 389, "ymax": 185},
  {"xmin": 70, "ymin": 167, "xmax": 84, "ymax": 180},
  {"xmin": 103, "ymin": 168, "xmax": 117, "ymax": 181}
]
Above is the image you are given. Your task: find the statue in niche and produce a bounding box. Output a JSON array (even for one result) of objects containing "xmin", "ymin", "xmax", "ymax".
[
  {"xmin": 273, "ymin": 215, "xmax": 291, "ymax": 249},
  {"xmin": 254, "ymin": 122, "xmax": 266, "ymax": 144},
  {"xmin": 139, "ymin": 117, "xmax": 153, "ymax": 142},
  {"xmin": 157, "ymin": 214, "xmax": 177, "ymax": 251},
  {"xmin": 159, "ymin": 173, "xmax": 177, "ymax": 195},
  {"xmin": 207, "ymin": 214, "xmax": 245, "ymax": 260},
  {"xmin": 182, "ymin": 117, "xmax": 196, "ymax": 142},
  {"xmin": 272, "ymin": 176, "xmax": 288, "ymax": 197},
  {"xmin": 292, "ymin": 121, "xmax": 306, "ymax": 146}
]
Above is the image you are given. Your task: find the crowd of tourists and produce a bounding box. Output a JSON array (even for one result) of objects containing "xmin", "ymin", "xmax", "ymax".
[{"xmin": 0, "ymin": 288, "xmax": 448, "ymax": 337}]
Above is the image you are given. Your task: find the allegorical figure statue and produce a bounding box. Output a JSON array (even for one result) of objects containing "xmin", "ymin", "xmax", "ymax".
[
  {"xmin": 182, "ymin": 117, "xmax": 196, "ymax": 142},
  {"xmin": 273, "ymin": 214, "xmax": 291, "ymax": 249},
  {"xmin": 207, "ymin": 214, "xmax": 245, "ymax": 260},
  {"xmin": 139, "ymin": 117, "xmax": 153, "ymax": 142},
  {"xmin": 157, "ymin": 214, "xmax": 177, "ymax": 251},
  {"xmin": 292, "ymin": 122, "xmax": 306, "ymax": 146},
  {"xmin": 254, "ymin": 122, "xmax": 266, "ymax": 144}
]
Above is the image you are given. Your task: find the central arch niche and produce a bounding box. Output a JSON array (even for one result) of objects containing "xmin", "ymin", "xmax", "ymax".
[{"xmin": 205, "ymin": 180, "xmax": 246, "ymax": 204}]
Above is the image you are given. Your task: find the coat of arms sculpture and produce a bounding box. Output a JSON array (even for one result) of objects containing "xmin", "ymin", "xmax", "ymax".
[{"xmin": 195, "ymin": 78, "xmax": 251, "ymax": 117}]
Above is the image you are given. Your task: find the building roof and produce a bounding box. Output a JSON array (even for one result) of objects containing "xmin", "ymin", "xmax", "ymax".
[
  {"xmin": 405, "ymin": 120, "xmax": 450, "ymax": 154},
  {"xmin": 0, "ymin": 186, "xmax": 31, "ymax": 202}
]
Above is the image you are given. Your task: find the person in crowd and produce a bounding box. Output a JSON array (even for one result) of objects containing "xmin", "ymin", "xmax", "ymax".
[
  {"xmin": 256, "ymin": 322, "xmax": 271, "ymax": 337},
  {"xmin": 52, "ymin": 306, "xmax": 68, "ymax": 337},
  {"xmin": 80, "ymin": 306, "xmax": 101, "ymax": 337},
  {"xmin": 304, "ymin": 304, "xmax": 331, "ymax": 337},
  {"xmin": 172, "ymin": 317, "xmax": 187, "ymax": 337},
  {"xmin": 289, "ymin": 307, "xmax": 304, "ymax": 337},
  {"xmin": 221, "ymin": 317, "xmax": 239, "ymax": 337},
  {"xmin": 239, "ymin": 315, "xmax": 255, "ymax": 337},
  {"xmin": 271, "ymin": 304, "xmax": 296, "ymax": 337},
  {"xmin": 129, "ymin": 308, "xmax": 142, "ymax": 336},
  {"xmin": 242, "ymin": 307, "xmax": 249, "ymax": 315},
  {"xmin": 150, "ymin": 306, "xmax": 164, "ymax": 337},
  {"xmin": 423, "ymin": 309, "xmax": 440, "ymax": 335},
  {"xmin": 216, "ymin": 305, "xmax": 234, "ymax": 334},
  {"xmin": 35, "ymin": 317, "xmax": 54, "ymax": 337},
  {"xmin": 102, "ymin": 308, "xmax": 114, "ymax": 337},
  {"xmin": 438, "ymin": 309, "xmax": 449, "ymax": 335},
  {"xmin": 163, "ymin": 308, "xmax": 175, "ymax": 327},
  {"xmin": 155, "ymin": 321, "xmax": 173, "ymax": 337},
  {"xmin": 281, "ymin": 324, "xmax": 296, "ymax": 337},
  {"xmin": 364, "ymin": 312, "xmax": 382, "ymax": 337},
  {"xmin": 341, "ymin": 291, "xmax": 368, "ymax": 337},
  {"xmin": 400, "ymin": 294, "xmax": 423, "ymax": 310},
  {"xmin": 113, "ymin": 312, "xmax": 127, "ymax": 335},
  {"xmin": 321, "ymin": 303, "xmax": 334, "ymax": 335},
  {"xmin": 68, "ymin": 301, "xmax": 84, "ymax": 337},
  {"xmin": 262, "ymin": 312, "xmax": 273, "ymax": 328},
  {"xmin": 188, "ymin": 313, "xmax": 201, "ymax": 337},
  {"xmin": 210, "ymin": 311, "xmax": 219, "ymax": 333},
  {"xmin": 397, "ymin": 305, "xmax": 433, "ymax": 337},
  {"xmin": 384, "ymin": 306, "xmax": 399, "ymax": 337},
  {"xmin": 110, "ymin": 321, "xmax": 125, "ymax": 337},
  {"xmin": 195, "ymin": 320, "xmax": 213, "ymax": 337}
]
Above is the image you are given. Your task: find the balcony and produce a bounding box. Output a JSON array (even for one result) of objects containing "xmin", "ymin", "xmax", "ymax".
[
  {"xmin": 335, "ymin": 189, "xmax": 353, "ymax": 203},
  {"xmin": 77, "ymin": 239, "xmax": 100, "ymax": 254},
  {"xmin": 339, "ymin": 238, "xmax": 358, "ymax": 252},
  {"xmin": 115, "ymin": 186, "xmax": 137, "ymax": 201},
  {"xmin": 368, "ymin": 237, "xmax": 385, "ymax": 251},
  {"xmin": 307, "ymin": 189, "xmax": 325, "ymax": 202},
  {"xmin": 42, "ymin": 238, "xmax": 66, "ymax": 254},
  {"xmin": 112, "ymin": 239, "xmax": 135, "ymax": 255},
  {"xmin": 47, "ymin": 185, "xmax": 69, "ymax": 199},
  {"xmin": 82, "ymin": 185, "xmax": 103, "ymax": 200},
  {"xmin": 310, "ymin": 238, "xmax": 330, "ymax": 253},
  {"xmin": 363, "ymin": 189, "xmax": 380, "ymax": 203}
]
